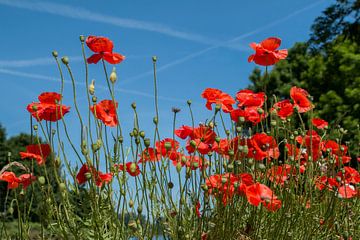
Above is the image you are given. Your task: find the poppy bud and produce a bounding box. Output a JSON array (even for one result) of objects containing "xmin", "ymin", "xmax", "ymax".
[
  {"xmin": 33, "ymin": 125, "xmax": 38, "ymax": 131},
  {"xmin": 38, "ymin": 176, "xmax": 46, "ymax": 185},
  {"xmin": 187, "ymin": 100, "xmax": 192, "ymax": 105},
  {"xmin": 132, "ymin": 128, "xmax": 138, "ymax": 136},
  {"xmin": 79, "ymin": 35, "xmax": 85, "ymax": 42},
  {"xmin": 176, "ymin": 162, "xmax": 182, "ymax": 173},
  {"xmin": 139, "ymin": 131, "xmax": 145, "ymax": 138},
  {"xmin": 164, "ymin": 142, "xmax": 172, "ymax": 151},
  {"xmin": 59, "ymin": 183, "xmax": 66, "ymax": 192},
  {"xmin": 153, "ymin": 117, "xmax": 158, "ymax": 124},
  {"xmin": 129, "ymin": 199, "xmax": 134, "ymax": 208},
  {"xmin": 208, "ymin": 121, "xmax": 214, "ymax": 128},
  {"xmin": 236, "ymin": 127, "xmax": 242, "ymax": 133},
  {"xmin": 201, "ymin": 184, "xmax": 208, "ymax": 191},
  {"xmin": 54, "ymin": 157, "xmax": 61, "ymax": 168},
  {"xmin": 129, "ymin": 163, "xmax": 137, "ymax": 174},
  {"xmin": 294, "ymin": 131, "xmax": 299, "ymax": 135},
  {"xmin": 215, "ymin": 104, "xmax": 221, "ymax": 112},
  {"xmin": 118, "ymin": 136, "xmax": 124, "ymax": 143},
  {"xmin": 61, "ymin": 56, "xmax": 69, "ymax": 65},
  {"xmin": 192, "ymin": 162, "xmax": 199, "ymax": 168},
  {"xmin": 128, "ymin": 220, "xmax": 137, "ymax": 230},
  {"xmin": 271, "ymin": 120, "xmax": 277, "ymax": 127},
  {"xmin": 228, "ymin": 150, "xmax": 234, "ymax": 157},
  {"xmin": 7, "ymin": 207, "xmax": 14, "ymax": 215},
  {"xmin": 152, "ymin": 56, "xmax": 157, "ymax": 62},
  {"xmin": 225, "ymin": 130, "xmax": 230, "ymax": 136},
  {"xmin": 144, "ymin": 138, "xmax": 150, "ymax": 147},
  {"xmin": 110, "ymin": 67, "xmax": 117, "ymax": 83},
  {"xmin": 135, "ymin": 138, "xmax": 140, "ymax": 145},
  {"xmin": 242, "ymin": 146, "xmax": 249, "ymax": 154},
  {"xmin": 257, "ymin": 108, "xmax": 264, "ymax": 114},
  {"xmin": 168, "ymin": 181, "xmax": 174, "ymax": 189},
  {"xmin": 239, "ymin": 116, "xmax": 246, "ymax": 123},
  {"xmin": 227, "ymin": 164, "xmax": 234, "ymax": 170},
  {"xmin": 92, "ymin": 96, "xmax": 97, "ymax": 103},
  {"xmin": 215, "ymin": 136, "xmax": 221, "ymax": 143},
  {"xmin": 89, "ymin": 79, "xmax": 95, "ymax": 95},
  {"xmin": 190, "ymin": 140, "xmax": 197, "ymax": 148},
  {"xmin": 32, "ymin": 105, "xmax": 38, "ymax": 111},
  {"xmin": 181, "ymin": 156, "xmax": 187, "ymax": 164},
  {"xmin": 221, "ymin": 177, "xmax": 227, "ymax": 184},
  {"xmin": 290, "ymin": 134, "xmax": 294, "ymax": 140},
  {"xmin": 248, "ymin": 158, "xmax": 254, "ymax": 165},
  {"xmin": 137, "ymin": 206, "xmax": 143, "ymax": 214},
  {"xmin": 130, "ymin": 102, "xmax": 137, "ymax": 109},
  {"xmin": 258, "ymin": 163, "xmax": 266, "ymax": 170},
  {"xmin": 19, "ymin": 189, "xmax": 25, "ymax": 197},
  {"xmin": 52, "ymin": 51, "xmax": 58, "ymax": 58}
]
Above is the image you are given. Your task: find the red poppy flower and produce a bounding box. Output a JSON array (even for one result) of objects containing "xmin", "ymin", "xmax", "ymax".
[
  {"xmin": 272, "ymin": 99, "xmax": 294, "ymax": 119},
  {"xmin": 205, "ymin": 173, "xmax": 239, "ymax": 205},
  {"xmin": 176, "ymin": 124, "xmax": 216, "ymax": 155},
  {"xmin": 155, "ymin": 138, "xmax": 179, "ymax": 160},
  {"xmin": 267, "ymin": 164, "xmax": 294, "ymax": 185},
  {"xmin": 315, "ymin": 176, "xmax": 339, "ymax": 191},
  {"xmin": 236, "ymin": 90, "xmax": 265, "ymax": 108},
  {"xmin": 195, "ymin": 201, "xmax": 201, "ymax": 218},
  {"xmin": 230, "ymin": 107, "xmax": 265, "ymax": 125},
  {"xmin": 76, "ymin": 164, "xmax": 112, "ymax": 187},
  {"xmin": 338, "ymin": 184, "xmax": 357, "ymax": 199},
  {"xmin": 90, "ymin": 100, "xmax": 118, "ymax": 127},
  {"xmin": 312, "ymin": 118, "xmax": 328, "ymax": 129},
  {"xmin": 0, "ymin": 171, "xmax": 36, "ymax": 189},
  {"xmin": 337, "ymin": 167, "xmax": 360, "ymax": 185},
  {"xmin": 248, "ymin": 37, "xmax": 288, "ymax": 66},
  {"xmin": 290, "ymin": 87, "xmax": 313, "ymax": 113},
  {"xmin": 322, "ymin": 140, "xmax": 351, "ymax": 165},
  {"xmin": 86, "ymin": 36, "xmax": 125, "ymax": 64},
  {"xmin": 248, "ymin": 133, "xmax": 279, "ymax": 161},
  {"xmin": 20, "ymin": 144, "xmax": 51, "ymax": 165},
  {"xmin": 27, "ymin": 92, "xmax": 70, "ymax": 122},
  {"xmin": 201, "ymin": 88, "xmax": 235, "ymax": 113},
  {"xmin": 296, "ymin": 130, "xmax": 322, "ymax": 161},
  {"xmin": 115, "ymin": 162, "xmax": 141, "ymax": 177},
  {"xmin": 138, "ymin": 148, "xmax": 161, "ymax": 163},
  {"xmin": 245, "ymin": 183, "xmax": 281, "ymax": 211}
]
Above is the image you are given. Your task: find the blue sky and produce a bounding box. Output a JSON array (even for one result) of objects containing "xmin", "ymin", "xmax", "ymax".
[{"xmin": 0, "ymin": 0, "xmax": 332, "ymax": 143}]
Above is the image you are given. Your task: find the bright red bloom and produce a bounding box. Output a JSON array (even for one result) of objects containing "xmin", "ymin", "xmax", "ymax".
[
  {"xmin": 236, "ymin": 90, "xmax": 265, "ymax": 108},
  {"xmin": 155, "ymin": 138, "xmax": 179, "ymax": 160},
  {"xmin": 205, "ymin": 173, "xmax": 239, "ymax": 205},
  {"xmin": 312, "ymin": 118, "xmax": 328, "ymax": 129},
  {"xmin": 86, "ymin": 36, "xmax": 125, "ymax": 64},
  {"xmin": 0, "ymin": 171, "xmax": 36, "ymax": 189},
  {"xmin": 176, "ymin": 124, "xmax": 216, "ymax": 155},
  {"xmin": 27, "ymin": 92, "xmax": 70, "ymax": 122},
  {"xmin": 195, "ymin": 201, "xmax": 201, "ymax": 218},
  {"xmin": 248, "ymin": 133, "xmax": 279, "ymax": 161},
  {"xmin": 138, "ymin": 148, "xmax": 161, "ymax": 163},
  {"xmin": 290, "ymin": 87, "xmax": 313, "ymax": 113},
  {"xmin": 322, "ymin": 140, "xmax": 351, "ymax": 165},
  {"xmin": 245, "ymin": 183, "xmax": 281, "ymax": 211},
  {"xmin": 20, "ymin": 144, "xmax": 51, "ymax": 165},
  {"xmin": 272, "ymin": 99, "xmax": 294, "ymax": 119},
  {"xmin": 90, "ymin": 100, "xmax": 118, "ymax": 127},
  {"xmin": 115, "ymin": 162, "xmax": 141, "ymax": 177},
  {"xmin": 230, "ymin": 107, "xmax": 265, "ymax": 125},
  {"xmin": 315, "ymin": 176, "xmax": 339, "ymax": 191},
  {"xmin": 248, "ymin": 37, "xmax": 288, "ymax": 66},
  {"xmin": 76, "ymin": 164, "xmax": 112, "ymax": 187},
  {"xmin": 201, "ymin": 88, "xmax": 235, "ymax": 113},
  {"xmin": 296, "ymin": 130, "xmax": 322, "ymax": 161},
  {"xmin": 267, "ymin": 164, "xmax": 294, "ymax": 185},
  {"xmin": 338, "ymin": 184, "xmax": 357, "ymax": 199},
  {"xmin": 337, "ymin": 167, "xmax": 360, "ymax": 185}
]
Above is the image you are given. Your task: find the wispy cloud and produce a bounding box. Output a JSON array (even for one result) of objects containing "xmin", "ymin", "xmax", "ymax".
[
  {"xmin": 0, "ymin": 56, "xmax": 82, "ymax": 68},
  {"xmin": 0, "ymin": 0, "xmax": 227, "ymax": 47},
  {"xmin": 120, "ymin": 0, "xmax": 326, "ymax": 85},
  {"xmin": 0, "ymin": 68, "xmax": 186, "ymax": 103}
]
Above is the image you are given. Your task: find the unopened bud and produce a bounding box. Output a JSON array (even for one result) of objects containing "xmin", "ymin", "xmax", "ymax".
[
  {"xmin": 164, "ymin": 142, "xmax": 172, "ymax": 151},
  {"xmin": 144, "ymin": 138, "xmax": 150, "ymax": 147},
  {"xmin": 187, "ymin": 100, "xmax": 192, "ymax": 105},
  {"xmin": 168, "ymin": 181, "xmax": 174, "ymax": 189},
  {"xmin": 61, "ymin": 56, "xmax": 69, "ymax": 65},
  {"xmin": 89, "ymin": 79, "xmax": 95, "ymax": 95},
  {"xmin": 52, "ymin": 51, "xmax": 58, "ymax": 58},
  {"xmin": 176, "ymin": 162, "xmax": 182, "ymax": 173},
  {"xmin": 79, "ymin": 35, "xmax": 85, "ymax": 42},
  {"xmin": 129, "ymin": 199, "xmax": 134, "ymax": 208},
  {"xmin": 110, "ymin": 67, "xmax": 117, "ymax": 83},
  {"xmin": 152, "ymin": 56, "xmax": 157, "ymax": 62},
  {"xmin": 38, "ymin": 176, "xmax": 46, "ymax": 185}
]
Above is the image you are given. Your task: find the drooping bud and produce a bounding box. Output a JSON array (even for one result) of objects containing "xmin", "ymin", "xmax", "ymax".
[
  {"xmin": 61, "ymin": 56, "xmax": 69, "ymax": 65},
  {"xmin": 89, "ymin": 79, "xmax": 95, "ymax": 95},
  {"xmin": 110, "ymin": 67, "xmax": 117, "ymax": 83},
  {"xmin": 52, "ymin": 51, "xmax": 58, "ymax": 58}
]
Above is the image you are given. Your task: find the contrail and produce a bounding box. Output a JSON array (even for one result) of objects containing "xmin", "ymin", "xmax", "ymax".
[
  {"xmin": 120, "ymin": 0, "xmax": 326, "ymax": 86},
  {"xmin": 0, "ymin": 0, "xmax": 233, "ymax": 48},
  {"xmin": 0, "ymin": 68, "xmax": 186, "ymax": 103},
  {"xmin": 0, "ymin": 56, "xmax": 82, "ymax": 68}
]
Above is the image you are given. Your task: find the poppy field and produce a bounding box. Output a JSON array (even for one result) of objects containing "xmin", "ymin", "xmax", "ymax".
[{"xmin": 0, "ymin": 35, "xmax": 359, "ymax": 240}]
